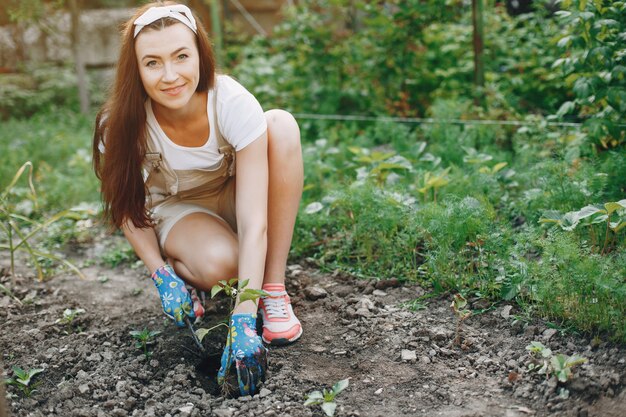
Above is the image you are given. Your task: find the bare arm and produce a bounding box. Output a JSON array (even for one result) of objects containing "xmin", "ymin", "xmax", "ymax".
[
  {"xmin": 121, "ymin": 220, "xmax": 165, "ymax": 275},
  {"xmin": 233, "ymin": 132, "xmax": 269, "ymax": 314}
]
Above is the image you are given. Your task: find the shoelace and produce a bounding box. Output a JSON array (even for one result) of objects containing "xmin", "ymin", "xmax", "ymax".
[{"xmin": 262, "ymin": 291, "xmax": 289, "ymax": 319}]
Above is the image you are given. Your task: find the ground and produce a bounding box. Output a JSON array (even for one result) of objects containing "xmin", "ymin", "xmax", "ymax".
[{"xmin": 1, "ymin": 235, "xmax": 625, "ymax": 417}]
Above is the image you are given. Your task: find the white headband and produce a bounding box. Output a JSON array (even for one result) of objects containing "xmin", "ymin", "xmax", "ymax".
[{"xmin": 133, "ymin": 5, "xmax": 197, "ymax": 38}]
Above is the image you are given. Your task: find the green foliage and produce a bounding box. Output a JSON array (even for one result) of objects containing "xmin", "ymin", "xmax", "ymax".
[
  {"xmin": 55, "ymin": 307, "xmax": 85, "ymax": 333},
  {"xmin": 0, "ymin": 162, "xmax": 89, "ymax": 281},
  {"xmin": 540, "ymin": 199, "xmax": 626, "ymax": 253},
  {"xmin": 450, "ymin": 293, "xmax": 471, "ymax": 346},
  {"xmin": 525, "ymin": 341, "xmax": 587, "ymax": 383},
  {"xmin": 5, "ymin": 366, "xmax": 44, "ymax": 397},
  {"xmin": 129, "ymin": 328, "xmax": 161, "ymax": 358},
  {"xmin": 101, "ymin": 242, "xmax": 138, "ymax": 268},
  {"xmin": 551, "ymin": 0, "xmax": 626, "ymax": 149},
  {"xmin": 304, "ymin": 379, "xmax": 349, "ymax": 417}
]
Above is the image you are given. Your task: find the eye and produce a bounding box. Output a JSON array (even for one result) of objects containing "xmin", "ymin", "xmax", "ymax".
[
  {"xmin": 177, "ymin": 53, "xmax": 189, "ymax": 61},
  {"xmin": 145, "ymin": 60, "xmax": 159, "ymax": 68}
]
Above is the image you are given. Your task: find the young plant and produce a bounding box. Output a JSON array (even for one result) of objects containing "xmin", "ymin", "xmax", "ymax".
[
  {"xmin": 0, "ymin": 162, "xmax": 87, "ymax": 283},
  {"xmin": 304, "ymin": 379, "xmax": 350, "ymax": 417},
  {"xmin": 450, "ymin": 293, "xmax": 471, "ymax": 346},
  {"xmin": 55, "ymin": 308, "xmax": 85, "ymax": 333},
  {"xmin": 525, "ymin": 341, "xmax": 587, "ymax": 383},
  {"xmin": 417, "ymin": 168, "xmax": 451, "ymax": 203},
  {"xmin": 202, "ymin": 278, "xmax": 268, "ymax": 395},
  {"xmin": 539, "ymin": 199, "xmax": 626, "ymax": 254},
  {"xmin": 5, "ymin": 366, "xmax": 44, "ymax": 397},
  {"xmin": 129, "ymin": 328, "xmax": 162, "ymax": 358}
]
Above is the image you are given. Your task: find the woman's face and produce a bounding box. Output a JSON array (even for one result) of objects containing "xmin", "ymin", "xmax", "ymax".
[{"xmin": 135, "ymin": 23, "xmax": 200, "ymax": 113}]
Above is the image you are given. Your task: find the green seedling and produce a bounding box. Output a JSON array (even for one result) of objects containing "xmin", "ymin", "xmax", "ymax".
[
  {"xmin": 304, "ymin": 379, "xmax": 350, "ymax": 417},
  {"xmin": 525, "ymin": 341, "xmax": 587, "ymax": 383},
  {"xmin": 0, "ymin": 162, "xmax": 88, "ymax": 283},
  {"xmin": 203, "ymin": 278, "xmax": 268, "ymax": 396},
  {"xmin": 417, "ymin": 168, "xmax": 450, "ymax": 203},
  {"xmin": 55, "ymin": 308, "xmax": 85, "ymax": 332},
  {"xmin": 130, "ymin": 328, "xmax": 161, "ymax": 358},
  {"xmin": 5, "ymin": 366, "xmax": 44, "ymax": 397},
  {"xmin": 450, "ymin": 293, "xmax": 471, "ymax": 346}
]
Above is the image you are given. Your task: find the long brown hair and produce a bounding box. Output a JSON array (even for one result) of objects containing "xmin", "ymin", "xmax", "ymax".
[{"xmin": 93, "ymin": 1, "xmax": 216, "ymax": 229}]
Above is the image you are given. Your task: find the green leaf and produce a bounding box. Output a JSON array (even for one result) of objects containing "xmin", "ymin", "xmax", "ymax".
[
  {"xmin": 605, "ymin": 201, "xmax": 624, "ymax": 214},
  {"xmin": 210, "ymin": 285, "xmax": 224, "ymax": 298},
  {"xmin": 539, "ymin": 211, "xmax": 563, "ymax": 224},
  {"xmin": 332, "ymin": 378, "xmax": 349, "ymax": 395},
  {"xmin": 304, "ymin": 391, "xmax": 324, "ymax": 406},
  {"xmin": 576, "ymin": 205, "xmax": 604, "ymax": 219},
  {"xmin": 321, "ymin": 402, "xmax": 337, "ymax": 417},
  {"xmin": 556, "ymin": 101, "xmax": 575, "ymax": 118},
  {"xmin": 560, "ymin": 211, "xmax": 580, "ymax": 231},
  {"xmin": 195, "ymin": 328, "xmax": 209, "ymax": 342},
  {"xmin": 238, "ymin": 289, "xmax": 267, "ymax": 303},
  {"xmin": 238, "ymin": 279, "xmax": 250, "ymax": 290}
]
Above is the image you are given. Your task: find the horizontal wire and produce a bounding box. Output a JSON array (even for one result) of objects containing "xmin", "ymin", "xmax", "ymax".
[{"xmin": 292, "ymin": 113, "xmax": 588, "ymax": 127}]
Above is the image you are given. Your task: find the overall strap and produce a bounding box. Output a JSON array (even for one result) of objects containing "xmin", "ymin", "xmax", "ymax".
[
  {"xmin": 212, "ymin": 78, "xmax": 236, "ymax": 177},
  {"xmin": 212, "ymin": 80, "xmax": 230, "ymax": 150}
]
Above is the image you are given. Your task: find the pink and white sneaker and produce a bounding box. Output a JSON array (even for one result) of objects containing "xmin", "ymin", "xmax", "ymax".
[{"xmin": 259, "ymin": 283, "xmax": 302, "ymax": 345}]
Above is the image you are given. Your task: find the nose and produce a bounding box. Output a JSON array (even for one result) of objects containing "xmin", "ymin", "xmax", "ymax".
[{"xmin": 162, "ymin": 63, "xmax": 178, "ymax": 83}]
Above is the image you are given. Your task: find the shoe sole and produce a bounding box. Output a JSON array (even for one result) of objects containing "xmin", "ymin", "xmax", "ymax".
[{"xmin": 262, "ymin": 326, "xmax": 303, "ymax": 346}]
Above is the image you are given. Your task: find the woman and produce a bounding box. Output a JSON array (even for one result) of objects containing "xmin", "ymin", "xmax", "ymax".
[{"xmin": 92, "ymin": 1, "xmax": 303, "ymax": 396}]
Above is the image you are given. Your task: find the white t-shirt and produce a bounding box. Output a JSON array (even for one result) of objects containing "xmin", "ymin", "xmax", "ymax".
[{"xmin": 144, "ymin": 75, "xmax": 267, "ymax": 170}]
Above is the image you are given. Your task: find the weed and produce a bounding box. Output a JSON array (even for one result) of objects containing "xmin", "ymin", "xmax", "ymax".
[
  {"xmin": 450, "ymin": 294, "xmax": 471, "ymax": 347},
  {"xmin": 5, "ymin": 366, "xmax": 44, "ymax": 397},
  {"xmin": 101, "ymin": 243, "xmax": 138, "ymax": 268},
  {"xmin": 55, "ymin": 308, "xmax": 85, "ymax": 333},
  {"xmin": 304, "ymin": 379, "xmax": 350, "ymax": 417},
  {"xmin": 525, "ymin": 341, "xmax": 587, "ymax": 384},
  {"xmin": 0, "ymin": 162, "xmax": 87, "ymax": 282},
  {"xmin": 129, "ymin": 329, "xmax": 162, "ymax": 359}
]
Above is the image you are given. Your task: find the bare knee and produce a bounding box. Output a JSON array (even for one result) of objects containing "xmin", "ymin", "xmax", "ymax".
[
  {"xmin": 265, "ymin": 109, "xmax": 301, "ymax": 155},
  {"xmin": 176, "ymin": 242, "xmax": 238, "ymax": 291}
]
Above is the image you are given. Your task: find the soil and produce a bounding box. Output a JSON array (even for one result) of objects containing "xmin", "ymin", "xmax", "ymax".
[{"xmin": 1, "ymin": 235, "xmax": 625, "ymax": 417}]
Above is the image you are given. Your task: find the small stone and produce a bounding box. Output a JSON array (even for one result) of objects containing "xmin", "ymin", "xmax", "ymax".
[
  {"xmin": 543, "ymin": 328, "xmax": 558, "ymax": 341},
  {"xmin": 420, "ymin": 356, "xmax": 431, "ymax": 364},
  {"xmin": 259, "ymin": 388, "xmax": 271, "ymax": 398},
  {"xmin": 375, "ymin": 278, "xmax": 400, "ymax": 289},
  {"xmin": 78, "ymin": 384, "xmax": 90, "ymax": 394},
  {"xmin": 524, "ymin": 326, "xmax": 538, "ymax": 336},
  {"xmin": 374, "ymin": 388, "xmax": 383, "ymax": 395},
  {"xmin": 401, "ymin": 350, "xmax": 417, "ymax": 362},
  {"xmin": 372, "ymin": 289, "xmax": 387, "ymax": 297},
  {"xmin": 310, "ymin": 345, "xmax": 327, "ymax": 353},
  {"xmin": 500, "ymin": 305, "xmax": 513, "ymax": 319},
  {"xmin": 178, "ymin": 403, "xmax": 194, "ymax": 415},
  {"xmin": 303, "ymin": 286, "xmax": 328, "ymax": 301}
]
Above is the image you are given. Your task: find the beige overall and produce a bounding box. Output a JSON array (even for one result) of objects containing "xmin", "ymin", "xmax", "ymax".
[{"xmin": 142, "ymin": 87, "xmax": 237, "ymax": 249}]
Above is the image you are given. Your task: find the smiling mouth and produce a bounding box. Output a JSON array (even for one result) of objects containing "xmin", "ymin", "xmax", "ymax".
[{"xmin": 161, "ymin": 84, "xmax": 186, "ymax": 95}]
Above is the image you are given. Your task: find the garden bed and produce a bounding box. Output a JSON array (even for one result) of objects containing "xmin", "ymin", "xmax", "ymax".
[{"xmin": 1, "ymin": 255, "xmax": 624, "ymax": 417}]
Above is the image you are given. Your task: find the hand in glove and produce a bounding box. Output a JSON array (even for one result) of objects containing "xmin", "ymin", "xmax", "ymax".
[
  {"xmin": 151, "ymin": 264, "xmax": 198, "ymax": 326},
  {"xmin": 218, "ymin": 313, "xmax": 268, "ymax": 396}
]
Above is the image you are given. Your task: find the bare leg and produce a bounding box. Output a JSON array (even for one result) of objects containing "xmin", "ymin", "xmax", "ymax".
[
  {"xmin": 263, "ymin": 109, "xmax": 303, "ymax": 285},
  {"xmin": 163, "ymin": 212, "xmax": 239, "ymax": 291}
]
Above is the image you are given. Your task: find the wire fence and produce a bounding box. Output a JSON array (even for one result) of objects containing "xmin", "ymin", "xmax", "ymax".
[{"xmin": 292, "ymin": 113, "xmax": 587, "ymax": 128}]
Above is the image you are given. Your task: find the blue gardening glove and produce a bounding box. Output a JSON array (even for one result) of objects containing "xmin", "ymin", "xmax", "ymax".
[
  {"xmin": 151, "ymin": 264, "xmax": 195, "ymax": 327},
  {"xmin": 218, "ymin": 314, "xmax": 268, "ymax": 396}
]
